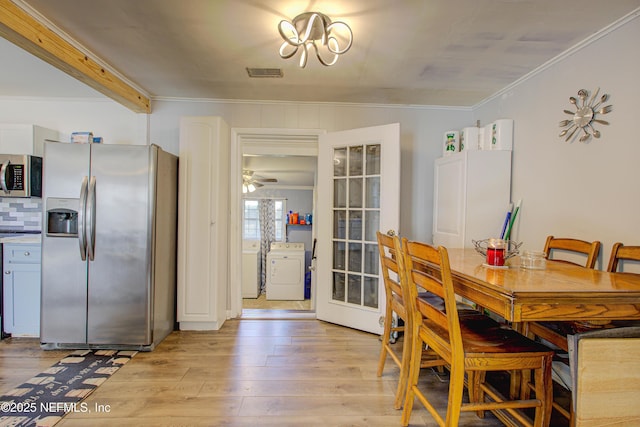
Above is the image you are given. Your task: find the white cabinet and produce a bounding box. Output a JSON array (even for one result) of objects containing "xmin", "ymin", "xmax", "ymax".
[
  {"xmin": 0, "ymin": 124, "xmax": 59, "ymax": 156},
  {"xmin": 177, "ymin": 116, "xmax": 230, "ymax": 330},
  {"xmin": 433, "ymin": 150, "xmax": 511, "ymax": 248},
  {"xmin": 2, "ymin": 243, "xmax": 41, "ymax": 337}
]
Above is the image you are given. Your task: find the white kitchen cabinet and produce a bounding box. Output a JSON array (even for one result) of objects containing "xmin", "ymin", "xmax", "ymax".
[
  {"xmin": 0, "ymin": 124, "xmax": 59, "ymax": 157},
  {"xmin": 2, "ymin": 243, "xmax": 41, "ymax": 337},
  {"xmin": 432, "ymin": 150, "xmax": 511, "ymax": 248},
  {"xmin": 177, "ymin": 116, "xmax": 230, "ymax": 330}
]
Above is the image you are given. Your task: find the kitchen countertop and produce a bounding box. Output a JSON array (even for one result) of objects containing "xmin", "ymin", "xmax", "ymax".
[{"xmin": 0, "ymin": 234, "xmax": 42, "ymax": 244}]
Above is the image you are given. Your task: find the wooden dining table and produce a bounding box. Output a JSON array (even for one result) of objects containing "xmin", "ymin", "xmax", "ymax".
[
  {"xmin": 443, "ymin": 248, "xmax": 640, "ymax": 425},
  {"xmin": 445, "ymin": 248, "xmax": 640, "ymax": 325}
]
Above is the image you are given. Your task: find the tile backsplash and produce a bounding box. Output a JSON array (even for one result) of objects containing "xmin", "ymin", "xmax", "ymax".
[{"xmin": 0, "ymin": 198, "xmax": 42, "ymax": 231}]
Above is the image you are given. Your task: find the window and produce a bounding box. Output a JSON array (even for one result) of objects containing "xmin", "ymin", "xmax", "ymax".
[
  {"xmin": 243, "ymin": 200, "xmax": 260, "ymax": 240},
  {"xmin": 242, "ymin": 199, "xmax": 286, "ymax": 241},
  {"xmin": 274, "ymin": 200, "xmax": 284, "ymax": 241}
]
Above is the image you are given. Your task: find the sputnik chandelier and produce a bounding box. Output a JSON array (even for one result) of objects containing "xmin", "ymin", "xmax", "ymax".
[{"xmin": 278, "ymin": 12, "xmax": 352, "ymax": 67}]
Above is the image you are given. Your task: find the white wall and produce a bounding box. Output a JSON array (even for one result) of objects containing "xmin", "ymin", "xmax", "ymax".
[
  {"xmin": 0, "ymin": 96, "xmax": 471, "ymax": 242},
  {"xmin": 0, "ymin": 97, "xmax": 147, "ymax": 145},
  {"xmin": 149, "ymin": 100, "xmax": 471, "ymax": 242},
  {"xmin": 473, "ymin": 15, "xmax": 640, "ymax": 270}
]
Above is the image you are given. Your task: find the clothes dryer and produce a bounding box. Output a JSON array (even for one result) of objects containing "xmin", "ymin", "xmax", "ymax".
[{"xmin": 266, "ymin": 242, "xmax": 305, "ymax": 300}]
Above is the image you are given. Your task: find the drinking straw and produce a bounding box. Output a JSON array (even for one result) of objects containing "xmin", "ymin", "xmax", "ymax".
[
  {"xmin": 500, "ymin": 203, "xmax": 513, "ymax": 239},
  {"xmin": 504, "ymin": 199, "xmax": 521, "ymax": 241}
]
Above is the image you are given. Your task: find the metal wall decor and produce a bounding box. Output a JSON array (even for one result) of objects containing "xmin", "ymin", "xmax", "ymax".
[{"xmin": 559, "ymin": 88, "xmax": 612, "ymax": 142}]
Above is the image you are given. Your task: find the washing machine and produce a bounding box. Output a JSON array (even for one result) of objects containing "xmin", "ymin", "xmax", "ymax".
[
  {"xmin": 242, "ymin": 240, "xmax": 261, "ymax": 298},
  {"xmin": 266, "ymin": 242, "xmax": 305, "ymax": 300}
]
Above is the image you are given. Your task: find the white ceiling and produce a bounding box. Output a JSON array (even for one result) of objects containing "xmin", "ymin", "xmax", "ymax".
[
  {"xmin": 244, "ymin": 155, "xmax": 317, "ymax": 187},
  {"xmin": 3, "ymin": 0, "xmax": 639, "ymax": 107}
]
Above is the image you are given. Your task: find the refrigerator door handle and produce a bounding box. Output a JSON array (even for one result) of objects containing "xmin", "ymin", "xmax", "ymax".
[
  {"xmin": 0, "ymin": 161, "xmax": 9, "ymax": 193},
  {"xmin": 78, "ymin": 176, "xmax": 89, "ymax": 261},
  {"xmin": 87, "ymin": 176, "xmax": 97, "ymax": 261}
]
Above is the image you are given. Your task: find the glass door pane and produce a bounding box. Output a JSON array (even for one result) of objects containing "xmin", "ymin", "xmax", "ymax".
[{"xmin": 331, "ymin": 144, "xmax": 381, "ymax": 309}]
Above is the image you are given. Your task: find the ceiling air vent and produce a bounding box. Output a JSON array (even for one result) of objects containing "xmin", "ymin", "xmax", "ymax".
[{"xmin": 246, "ymin": 67, "xmax": 283, "ymax": 78}]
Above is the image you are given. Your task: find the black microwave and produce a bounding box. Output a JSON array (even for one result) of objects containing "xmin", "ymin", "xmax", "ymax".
[{"xmin": 0, "ymin": 154, "xmax": 42, "ymax": 198}]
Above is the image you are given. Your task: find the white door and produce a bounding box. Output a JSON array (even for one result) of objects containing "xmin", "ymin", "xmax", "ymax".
[{"xmin": 316, "ymin": 123, "xmax": 400, "ymax": 334}]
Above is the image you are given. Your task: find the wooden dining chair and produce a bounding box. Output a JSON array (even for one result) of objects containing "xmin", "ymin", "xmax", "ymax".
[
  {"xmin": 528, "ymin": 236, "xmax": 602, "ymax": 352},
  {"xmin": 607, "ymin": 242, "xmax": 640, "ymax": 273},
  {"xmin": 400, "ymin": 238, "xmax": 554, "ymax": 427},
  {"xmin": 524, "ymin": 235, "xmax": 601, "ymax": 421},
  {"xmin": 607, "ymin": 242, "xmax": 640, "ymax": 329},
  {"xmin": 545, "ymin": 243, "xmax": 640, "ymax": 425},
  {"xmin": 376, "ymin": 231, "xmax": 446, "ymax": 409},
  {"xmin": 376, "ymin": 230, "xmax": 410, "ymax": 409}
]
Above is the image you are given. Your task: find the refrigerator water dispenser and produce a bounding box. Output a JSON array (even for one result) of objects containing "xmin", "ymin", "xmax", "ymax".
[{"xmin": 46, "ymin": 198, "xmax": 79, "ymax": 237}]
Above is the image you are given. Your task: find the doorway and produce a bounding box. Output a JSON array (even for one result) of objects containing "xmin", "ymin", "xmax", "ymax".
[{"xmin": 229, "ymin": 128, "xmax": 322, "ymax": 319}]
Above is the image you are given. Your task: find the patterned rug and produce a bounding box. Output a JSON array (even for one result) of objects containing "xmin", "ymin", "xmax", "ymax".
[{"xmin": 0, "ymin": 349, "xmax": 136, "ymax": 427}]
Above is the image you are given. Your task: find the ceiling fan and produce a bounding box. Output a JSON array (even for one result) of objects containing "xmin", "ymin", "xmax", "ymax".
[{"xmin": 242, "ymin": 169, "xmax": 277, "ymax": 193}]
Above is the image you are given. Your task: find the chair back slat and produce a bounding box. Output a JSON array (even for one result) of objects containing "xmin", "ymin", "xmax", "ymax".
[
  {"xmin": 388, "ymin": 280, "xmax": 402, "ymax": 298},
  {"xmin": 381, "ymin": 256, "xmax": 402, "ymax": 296},
  {"xmin": 416, "ymin": 297, "xmax": 450, "ymax": 332},
  {"xmin": 544, "ymin": 235, "xmax": 601, "ymax": 268},
  {"xmin": 381, "ymin": 253, "xmax": 398, "ymax": 274},
  {"xmin": 410, "ymin": 268, "xmax": 445, "ymax": 299},
  {"xmin": 378, "ymin": 232, "xmax": 403, "ymax": 301},
  {"xmin": 607, "ymin": 242, "xmax": 640, "ymax": 273}
]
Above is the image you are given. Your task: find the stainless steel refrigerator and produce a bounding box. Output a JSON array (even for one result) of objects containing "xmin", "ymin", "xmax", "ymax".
[{"xmin": 40, "ymin": 141, "xmax": 178, "ymax": 350}]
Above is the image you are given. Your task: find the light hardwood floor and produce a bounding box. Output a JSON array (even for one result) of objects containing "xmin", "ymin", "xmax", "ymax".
[
  {"xmin": 0, "ymin": 320, "xmax": 509, "ymax": 426},
  {"xmin": 242, "ymin": 294, "xmax": 311, "ymax": 310}
]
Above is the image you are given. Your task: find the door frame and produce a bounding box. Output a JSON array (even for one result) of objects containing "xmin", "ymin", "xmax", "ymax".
[{"xmin": 228, "ymin": 128, "xmax": 324, "ymax": 319}]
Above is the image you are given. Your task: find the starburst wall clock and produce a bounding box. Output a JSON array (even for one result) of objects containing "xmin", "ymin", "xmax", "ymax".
[{"xmin": 559, "ymin": 88, "xmax": 612, "ymax": 142}]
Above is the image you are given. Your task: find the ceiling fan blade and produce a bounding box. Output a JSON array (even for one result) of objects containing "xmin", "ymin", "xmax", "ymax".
[{"xmin": 242, "ymin": 168, "xmax": 278, "ymax": 183}]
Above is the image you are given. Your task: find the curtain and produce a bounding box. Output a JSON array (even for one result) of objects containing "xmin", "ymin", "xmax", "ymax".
[{"xmin": 259, "ymin": 199, "xmax": 276, "ymax": 294}]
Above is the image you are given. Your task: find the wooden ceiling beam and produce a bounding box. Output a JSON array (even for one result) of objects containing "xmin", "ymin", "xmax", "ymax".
[{"xmin": 0, "ymin": 0, "xmax": 150, "ymax": 113}]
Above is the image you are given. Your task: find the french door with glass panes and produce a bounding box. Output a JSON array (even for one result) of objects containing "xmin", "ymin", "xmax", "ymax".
[{"xmin": 316, "ymin": 124, "xmax": 399, "ymax": 334}]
